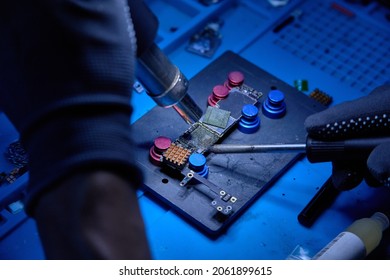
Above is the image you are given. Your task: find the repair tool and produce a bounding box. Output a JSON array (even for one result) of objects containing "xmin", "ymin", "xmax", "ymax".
[{"xmin": 208, "ymin": 136, "xmax": 390, "ymax": 163}]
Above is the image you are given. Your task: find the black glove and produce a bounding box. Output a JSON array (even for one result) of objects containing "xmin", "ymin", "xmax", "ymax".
[
  {"xmin": 305, "ymin": 85, "xmax": 390, "ymax": 190},
  {"xmin": 0, "ymin": 0, "xmax": 158, "ymax": 215}
]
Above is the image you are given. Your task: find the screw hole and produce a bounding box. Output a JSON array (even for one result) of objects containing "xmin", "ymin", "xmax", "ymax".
[{"xmin": 162, "ymin": 178, "xmax": 169, "ymax": 184}]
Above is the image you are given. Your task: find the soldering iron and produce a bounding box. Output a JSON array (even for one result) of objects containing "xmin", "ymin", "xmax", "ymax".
[
  {"xmin": 137, "ymin": 43, "xmax": 203, "ymax": 124},
  {"xmin": 129, "ymin": 0, "xmax": 203, "ymax": 125}
]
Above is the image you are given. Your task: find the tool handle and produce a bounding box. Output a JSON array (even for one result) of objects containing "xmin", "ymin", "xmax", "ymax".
[
  {"xmin": 306, "ymin": 136, "xmax": 390, "ymax": 163},
  {"xmin": 298, "ymin": 177, "xmax": 340, "ymax": 227}
]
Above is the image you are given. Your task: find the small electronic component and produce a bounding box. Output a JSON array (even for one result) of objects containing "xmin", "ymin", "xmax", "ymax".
[
  {"xmin": 309, "ymin": 88, "xmax": 333, "ymax": 106},
  {"xmin": 202, "ymin": 106, "xmax": 231, "ymax": 129},
  {"xmin": 294, "ymin": 79, "xmax": 309, "ymax": 91},
  {"xmin": 186, "ymin": 19, "xmax": 223, "ymax": 58},
  {"xmin": 5, "ymin": 166, "xmax": 28, "ymax": 184},
  {"xmin": 177, "ymin": 122, "xmax": 220, "ymax": 153},
  {"xmin": 133, "ymin": 81, "xmax": 145, "ymax": 93},
  {"xmin": 7, "ymin": 200, "xmax": 24, "ymax": 215}
]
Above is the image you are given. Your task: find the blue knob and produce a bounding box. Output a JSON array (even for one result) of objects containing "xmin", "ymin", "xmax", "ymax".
[
  {"xmin": 262, "ymin": 90, "xmax": 286, "ymax": 119},
  {"xmin": 238, "ymin": 104, "xmax": 261, "ymax": 134},
  {"xmin": 189, "ymin": 153, "xmax": 209, "ymax": 178}
]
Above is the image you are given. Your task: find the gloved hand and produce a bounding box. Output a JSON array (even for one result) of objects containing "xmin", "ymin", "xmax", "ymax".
[{"xmin": 305, "ymin": 85, "xmax": 390, "ymax": 190}]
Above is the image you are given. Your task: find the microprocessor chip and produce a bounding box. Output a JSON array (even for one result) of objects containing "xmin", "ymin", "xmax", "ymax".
[
  {"xmin": 177, "ymin": 123, "xmax": 220, "ymax": 153},
  {"xmin": 202, "ymin": 106, "xmax": 230, "ymax": 128},
  {"xmin": 309, "ymin": 88, "xmax": 333, "ymax": 106}
]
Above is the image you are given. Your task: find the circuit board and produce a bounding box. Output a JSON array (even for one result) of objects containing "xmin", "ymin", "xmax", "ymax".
[{"xmin": 131, "ymin": 51, "xmax": 325, "ymax": 235}]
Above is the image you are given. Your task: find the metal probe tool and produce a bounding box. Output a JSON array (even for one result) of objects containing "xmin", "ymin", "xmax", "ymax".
[{"xmin": 208, "ymin": 136, "xmax": 390, "ymax": 163}]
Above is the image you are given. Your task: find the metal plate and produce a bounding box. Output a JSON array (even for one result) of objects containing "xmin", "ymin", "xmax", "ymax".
[{"xmin": 131, "ymin": 51, "xmax": 325, "ymax": 235}]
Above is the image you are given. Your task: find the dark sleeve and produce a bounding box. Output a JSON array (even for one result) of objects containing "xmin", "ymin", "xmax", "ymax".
[{"xmin": 0, "ymin": 0, "xmax": 154, "ymax": 216}]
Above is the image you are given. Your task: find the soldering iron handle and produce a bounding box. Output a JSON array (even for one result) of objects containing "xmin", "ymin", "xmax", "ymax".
[{"xmin": 306, "ymin": 136, "xmax": 390, "ymax": 163}]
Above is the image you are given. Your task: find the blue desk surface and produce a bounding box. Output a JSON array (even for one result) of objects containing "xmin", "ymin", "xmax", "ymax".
[{"xmin": 1, "ymin": 0, "xmax": 390, "ymax": 259}]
